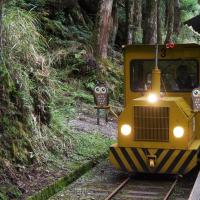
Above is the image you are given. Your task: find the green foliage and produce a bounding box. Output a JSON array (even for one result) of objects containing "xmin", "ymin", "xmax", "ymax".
[
  {"xmin": 8, "ymin": 0, "xmax": 48, "ymax": 8},
  {"xmin": 0, "ymin": 184, "xmax": 22, "ymax": 200},
  {"xmin": 98, "ymin": 59, "xmax": 124, "ymax": 103},
  {"xmin": 0, "ymin": 192, "xmax": 7, "ymax": 200},
  {"xmin": 175, "ymin": 26, "xmax": 200, "ymax": 43},
  {"xmin": 1, "ymin": 6, "xmax": 75, "ymax": 167},
  {"xmin": 52, "ymin": 46, "xmax": 88, "ymax": 72},
  {"xmin": 41, "ymin": 17, "xmax": 69, "ymax": 38},
  {"xmin": 181, "ymin": 0, "xmax": 200, "ymax": 19},
  {"xmin": 1, "ymin": 6, "xmax": 47, "ymax": 163},
  {"xmin": 69, "ymin": 132, "xmax": 114, "ymax": 164},
  {"xmin": 4, "ymin": 7, "xmax": 46, "ymax": 65}
]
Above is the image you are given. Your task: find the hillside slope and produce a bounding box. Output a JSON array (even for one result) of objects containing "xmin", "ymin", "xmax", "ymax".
[{"xmin": 0, "ymin": 1, "xmax": 122, "ymax": 199}]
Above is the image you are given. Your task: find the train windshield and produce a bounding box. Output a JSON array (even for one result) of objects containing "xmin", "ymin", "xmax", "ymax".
[{"xmin": 130, "ymin": 60, "xmax": 199, "ymax": 92}]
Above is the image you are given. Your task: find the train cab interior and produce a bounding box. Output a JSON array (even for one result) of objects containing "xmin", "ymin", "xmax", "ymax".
[{"xmin": 131, "ymin": 59, "xmax": 198, "ymax": 93}]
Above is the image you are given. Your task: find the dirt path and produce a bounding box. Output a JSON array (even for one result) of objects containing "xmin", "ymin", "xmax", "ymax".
[{"xmin": 69, "ymin": 104, "xmax": 117, "ymax": 139}]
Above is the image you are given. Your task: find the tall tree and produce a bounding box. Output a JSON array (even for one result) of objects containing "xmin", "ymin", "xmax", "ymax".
[
  {"xmin": 110, "ymin": 0, "xmax": 118, "ymax": 47},
  {"xmin": 173, "ymin": 0, "xmax": 181, "ymax": 35},
  {"xmin": 132, "ymin": 0, "xmax": 142, "ymax": 44},
  {"xmin": 0, "ymin": 0, "xmax": 4, "ymax": 135},
  {"xmin": 165, "ymin": 0, "xmax": 174, "ymax": 43},
  {"xmin": 125, "ymin": 0, "xmax": 134, "ymax": 44},
  {"xmin": 143, "ymin": 0, "xmax": 158, "ymax": 44},
  {"xmin": 157, "ymin": 0, "xmax": 162, "ymax": 44},
  {"xmin": 94, "ymin": 0, "xmax": 113, "ymax": 59},
  {"xmin": 0, "ymin": 0, "xmax": 3, "ymax": 51}
]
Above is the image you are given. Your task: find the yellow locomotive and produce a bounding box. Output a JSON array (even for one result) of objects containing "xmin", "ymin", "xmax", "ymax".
[{"xmin": 109, "ymin": 44, "xmax": 200, "ymax": 174}]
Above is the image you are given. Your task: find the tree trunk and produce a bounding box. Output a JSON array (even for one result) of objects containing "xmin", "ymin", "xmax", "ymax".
[
  {"xmin": 0, "ymin": 0, "xmax": 3, "ymax": 52},
  {"xmin": 110, "ymin": 0, "xmax": 118, "ymax": 47},
  {"xmin": 132, "ymin": 0, "xmax": 142, "ymax": 44},
  {"xmin": 165, "ymin": 0, "xmax": 174, "ymax": 43},
  {"xmin": 125, "ymin": 0, "xmax": 134, "ymax": 45},
  {"xmin": 157, "ymin": 0, "xmax": 162, "ymax": 44},
  {"xmin": 143, "ymin": 0, "xmax": 158, "ymax": 44},
  {"xmin": 94, "ymin": 0, "xmax": 113, "ymax": 59},
  {"xmin": 164, "ymin": 0, "xmax": 168, "ymax": 28},
  {"xmin": 0, "ymin": 0, "xmax": 4, "ymax": 135},
  {"xmin": 173, "ymin": 0, "xmax": 181, "ymax": 35}
]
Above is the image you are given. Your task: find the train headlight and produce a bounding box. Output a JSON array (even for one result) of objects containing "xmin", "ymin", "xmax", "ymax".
[
  {"xmin": 173, "ymin": 126, "xmax": 184, "ymax": 138},
  {"xmin": 121, "ymin": 124, "xmax": 131, "ymax": 136},
  {"xmin": 147, "ymin": 93, "xmax": 158, "ymax": 103}
]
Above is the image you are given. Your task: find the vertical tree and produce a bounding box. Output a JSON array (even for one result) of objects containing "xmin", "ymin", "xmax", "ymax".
[
  {"xmin": 157, "ymin": 0, "xmax": 162, "ymax": 44},
  {"xmin": 132, "ymin": 0, "xmax": 142, "ymax": 44},
  {"xmin": 165, "ymin": 0, "xmax": 174, "ymax": 43},
  {"xmin": 0, "ymin": 0, "xmax": 4, "ymax": 136},
  {"xmin": 125, "ymin": 0, "xmax": 134, "ymax": 44},
  {"xmin": 0, "ymin": 0, "xmax": 3, "ymax": 51},
  {"xmin": 173, "ymin": 0, "xmax": 181, "ymax": 35},
  {"xmin": 143, "ymin": 0, "xmax": 158, "ymax": 44},
  {"xmin": 94, "ymin": 0, "xmax": 113, "ymax": 59},
  {"xmin": 110, "ymin": 0, "xmax": 118, "ymax": 47}
]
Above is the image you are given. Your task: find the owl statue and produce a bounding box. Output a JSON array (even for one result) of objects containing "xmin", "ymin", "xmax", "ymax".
[
  {"xmin": 93, "ymin": 84, "xmax": 109, "ymax": 107},
  {"xmin": 192, "ymin": 88, "xmax": 200, "ymax": 112}
]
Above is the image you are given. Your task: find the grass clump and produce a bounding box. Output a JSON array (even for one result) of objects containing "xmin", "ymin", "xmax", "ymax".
[
  {"xmin": 73, "ymin": 133, "xmax": 113, "ymax": 161},
  {"xmin": 67, "ymin": 132, "xmax": 114, "ymax": 171}
]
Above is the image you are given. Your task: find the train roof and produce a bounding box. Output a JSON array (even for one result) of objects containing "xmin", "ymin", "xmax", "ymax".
[{"xmin": 124, "ymin": 43, "xmax": 200, "ymax": 51}]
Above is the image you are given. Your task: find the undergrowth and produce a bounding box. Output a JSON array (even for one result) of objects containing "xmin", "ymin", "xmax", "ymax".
[
  {"xmin": 0, "ymin": 2, "xmax": 121, "ymax": 199},
  {"xmin": 0, "ymin": 3, "xmax": 122, "ymax": 163}
]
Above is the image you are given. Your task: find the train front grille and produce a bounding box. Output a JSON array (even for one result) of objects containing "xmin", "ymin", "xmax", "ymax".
[{"xmin": 134, "ymin": 106, "xmax": 169, "ymax": 142}]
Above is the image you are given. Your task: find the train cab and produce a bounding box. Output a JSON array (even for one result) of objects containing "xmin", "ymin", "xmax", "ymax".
[{"xmin": 110, "ymin": 44, "xmax": 200, "ymax": 174}]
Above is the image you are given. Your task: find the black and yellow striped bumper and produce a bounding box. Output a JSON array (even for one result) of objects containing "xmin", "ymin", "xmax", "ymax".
[{"xmin": 110, "ymin": 145, "xmax": 198, "ymax": 174}]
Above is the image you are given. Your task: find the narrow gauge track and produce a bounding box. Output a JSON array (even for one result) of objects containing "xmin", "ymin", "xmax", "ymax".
[
  {"xmin": 49, "ymin": 161, "xmax": 196, "ymax": 200},
  {"xmin": 103, "ymin": 176, "xmax": 178, "ymax": 200}
]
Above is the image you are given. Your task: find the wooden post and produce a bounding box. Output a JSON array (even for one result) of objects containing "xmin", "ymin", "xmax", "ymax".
[
  {"xmin": 97, "ymin": 108, "xmax": 100, "ymax": 125},
  {"xmin": 95, "ymin": 106, "xmax": 110, "ymax": 125}
]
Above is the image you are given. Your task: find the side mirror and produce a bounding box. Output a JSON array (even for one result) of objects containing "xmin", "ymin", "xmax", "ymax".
[{"xmin": 192, "ymin": 88, "xmax": 200, "ymax": 112}]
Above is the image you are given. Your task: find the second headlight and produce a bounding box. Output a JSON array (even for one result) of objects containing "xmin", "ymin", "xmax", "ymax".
[
  {"xmin": 173, "ymin": 126, "xmax": 184, "ymax": 138},
  {"xmin": 121, "ymin": 124, "xmax": 131, "ymax": 136}
]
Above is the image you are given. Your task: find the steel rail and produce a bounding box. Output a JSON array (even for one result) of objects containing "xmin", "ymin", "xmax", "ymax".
[
  {"xmin": 103, "ymin": 177, "xmax": 130, "ymax": 200},
  {"xmin": 104, "ymin": 176, "xmax": 178, "ymax": 200},
  {"xmin": 163, "ymin": 177, "xmax": 178, "ymax": 200}
]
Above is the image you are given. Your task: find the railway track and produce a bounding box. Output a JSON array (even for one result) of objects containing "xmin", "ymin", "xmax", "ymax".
[
  {"xmin": 103, "ymin": 176, "xmax": 178, "ymax": 200},
  {"xmin": 49, "ymin": 161, "xmax": 196, "ymax": 200}
]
